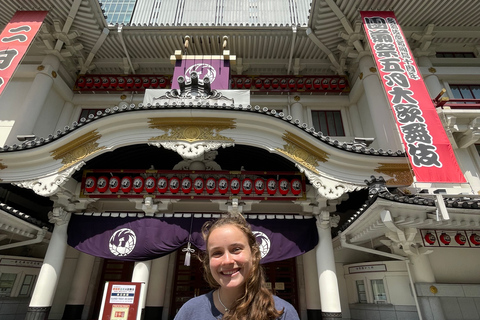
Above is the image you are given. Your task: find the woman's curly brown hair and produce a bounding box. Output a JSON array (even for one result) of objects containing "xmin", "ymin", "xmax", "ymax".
[{"xmin": 200, "ymin": 214, "xmax": 284, "ymax": 320}]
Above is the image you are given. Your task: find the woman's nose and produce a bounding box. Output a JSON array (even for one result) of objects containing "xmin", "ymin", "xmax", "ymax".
[{"xmin": 222, "ymin": 252, "xmax": 234, "ymax": 264}]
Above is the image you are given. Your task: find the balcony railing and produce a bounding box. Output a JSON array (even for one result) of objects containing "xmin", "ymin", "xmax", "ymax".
[{"xmin": 433, "ymin": 89, "xmax": 480, "ymax": 109}]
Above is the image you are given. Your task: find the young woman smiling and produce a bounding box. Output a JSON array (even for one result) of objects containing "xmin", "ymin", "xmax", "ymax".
[{"xmin": 174, "ymin": 214, "xmax": 299, "ymax": 320}]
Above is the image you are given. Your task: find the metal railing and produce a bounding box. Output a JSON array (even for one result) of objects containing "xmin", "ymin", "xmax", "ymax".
[{"xmin": 433, "ymin": 89, "xmax": 480, "ymax": 108}]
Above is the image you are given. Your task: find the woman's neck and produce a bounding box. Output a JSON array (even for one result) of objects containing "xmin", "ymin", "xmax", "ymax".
[{"xmin": 218, "ymin": 286, "xmax": 244, "ymax": 309}]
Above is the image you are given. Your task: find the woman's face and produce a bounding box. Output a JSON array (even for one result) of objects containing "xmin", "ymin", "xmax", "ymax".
[{"xmin": 207, "ymin": 225, "xmax": 253, "ymax": 291}]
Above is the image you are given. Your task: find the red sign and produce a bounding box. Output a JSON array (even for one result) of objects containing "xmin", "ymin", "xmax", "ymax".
[
  {"xmin": 0, "ymin": 11, "xmax": 48, "ymax": 97},
  {"xmin": 99, "ymin": 282, "xmax": 143, "ymax": 320},
  {"xmin": 361, "ymin": 11, "xmax": 465, "ymax": 183}
]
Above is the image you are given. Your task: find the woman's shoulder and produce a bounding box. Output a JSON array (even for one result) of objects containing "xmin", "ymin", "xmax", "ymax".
[
  {"xmin": 174, "ymin": 291, "xmax": 219, "ymax": 320},
  {"xmin": 273, "ymin": 296, "xmax": 300, "ymax": 320}
]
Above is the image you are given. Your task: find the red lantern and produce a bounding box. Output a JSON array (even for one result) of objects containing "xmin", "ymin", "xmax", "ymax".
[
  {"xmin": 455, "ymin": 233, "xmax": 466, "ymax": 245},
  {"xmin": 134, "ymin": 77, "xmax": 142, "ymax": 88},
  {"xmin": 157, "ymin": 177, "xmax": 168, "ymax": 193},
  {"xmin": 126, "ymin": 77, "xmax": 134, "ymax": 88},
  {"xmin": 169, "ymin": 177, "xmax": 180, "ymax": 194},
  {"xmin": 313, "ymin": 78, "xmax": 321, "ymax": 89},
  {"xmin": 280, "ymin": 78, "xmax": 288, "ymax": 89},
  {"xmin": 330, "ymin": 78, "xmax": 338, "ymax": 89},
  {"xmin": 278, "ymin": 179, "xmax": 289, "ymax": 195},
  {"xmin": 206, "ymin": 178, "xmax": 217, "ymax": 194},
  {"xmin": 93, "ymin": 77, "xmax": 102, "ymax": 88},
  {"xmin": 439, "ymin": 233, "xmax": 451, "ymax": 245},
  {"xmin": 244, "ymin": 78, "xmax": 252, "ymax": 89},
  {"xmin": 305, "ymin": 78, "xmax": 312, "ymax": 89},
  {"xmin": 230, "ymin": 178, "xmax": 241, "ymax": 195},
  {"xmin": 296, "ymin": 78, "xmax": 305, "ymax": 89},
  {"xmin": 101, "ymin": 77, "xmax": 110, "ymax": 88},
  {"xmin": 254, "ymin": 178, "xmax": 265, "ymax": 195},
  {"xmin": 254, "ymin": 78, "xmax": 263, "ymax": 89},
  {"xmin": 109, "ymin": 77, "xmax": 118, "ymax": 88},
  {"xmin": 181, "ymin": 177, "xmax": 192, "ymax": 194},
  {"xmin": 288, "ymin": 78, "xmax": 296, "ymax": 89},
  {"xmin": 118, "ymin": 77, "xmax": 126, "ymax": 89},
  {"xmin": 84, "ymin": 176, "xmax": 96, "ymax": 193},
  {"xmin": 470, "ymin": 233, "xmax": 480, "ymax": 246},
  {"xmin": 145, "ymin": 176, "xmax": 156, "ymax": 193},
  {"xmin": 97, "ymin": 176, "xmax": 109, "ymax": 193},
  {"xmin": 424, "ymin": 232, "xmax": 436, "ymax": 245},
  {"xmin": 263, "ymin": 79, "xmax": 271, "ymax": 89},
  {"xmin": 321, "ymin": 78, "xmax": 329, "ymax": 89},
  {"xmin": 242, "ymin": 178, "xmax": 253, "ymax": 195},
  {"xmin": 266, "ymin": 178, "xmax": 277, "ymax": 195},
  {"xmin": 158, "ymin": 77, "xmax": 167, "ymax": 88},
  {"xmin": 272, "ymin": 78, "xmax": 279, "ymax": 89},
  {"xmin": 85, "ymin": 77, "xmax": 94, "ymax": 88},
  {"xmin": 150, "ymin": 78, "xmax": 159, "ymax": 88},
  {"xmin": 77, "ymin": 77, "xmax": 86, "ymax": 88},
  {"xmin": 109, "ymin": 176, "xmax": 121, "ymax": 193},
  {"xmin": 121, "ymin": 177, "xmax": 133, "ymax": 193},
  {"xmin": 218, "ymin": 177, "xmax": 229, "ymax": 194},
  {"xmin": 133, "ymin": 176, "xmax": 144, "ymax": 193},
  {"xmin": 236, "ymin": 78, "xmax": 244, "ymax": 89},
  {"xmin": 142, "ymin": 77, "xmax": 151, "ymax": 88},
  {"xmin": 291, "ymin": 178, "xmax": 302, "ymax": 196},
  {"xmin": 338, "ymin": 78, "xmax": 347, "ymax": 89},
  {"xmin": 193, "ymin": 177, "xmax": 205, "ymax": 194}
]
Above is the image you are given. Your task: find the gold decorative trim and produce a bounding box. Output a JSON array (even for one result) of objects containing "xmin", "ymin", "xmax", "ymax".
[
  {"xmin": 359, "ymin": 72, "xmax": 363, "ymax": 80},
  {"xmin": 369, "ymin": 67, "xmax": 377, "ymax": 73},
  {"xmin": 276, "ymin": 132, "xmax": 329, "ymax": 174},
  {"xmin": 0, "ymin": 160, "xmax": 7, "ymax": 170},
  {"xmin": 430, "ymin": 285, "xmax": 438, "ymax": 294},
  {"xmin": 148, "ymin": 117, "xmax": 236, "ymax": 143},
  {"xmin": 37, "ymin": 65, "xmax": 44, "ymax": 71},
  {"xmin": 375, "ymin": 163, "xmax": 414, "ymax": 186},
  {"xmin": 428, "ymin": 67, "xmax": 437, "ymax": 73},
  {"xmin": 51, "ymin": 131, "xmax": 105, "ymax": 171}
]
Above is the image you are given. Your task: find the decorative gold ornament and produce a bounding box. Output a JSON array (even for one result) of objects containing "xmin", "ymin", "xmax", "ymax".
[
  {"xmin": 375, "ymin": 163, "xmax": 414, "ymax": 186},
  {"xmin": 148, "ymin": 117, "xmax": 235, "ymax": 143},
  {"xmin": 51, "ymin": 71, "xmax": 57, "ymax": 78},
  {"xmin": 294, "ymin": 96, "xmax": 301, "ymax": 102},
  {"xmin": 0, "ymin": 160, "xmax": 6, "ymax": 170},
  {"xmin": 120, "ymin": 94, "xmax": 127, "ymax": 100},
  {"xmin": 37, "ymin": 65, "xmax": 45, "ymax": 71},
  {"xmin": 51, "ymin": 131, "xmax": 105, "ymax": 171},
  {"xmin": 359, "ymin": 72, "xmax": 363, "ymax": 80},
  {"xmin": 428, "ymin": 67, "xmax": 437, "ymax": 73},
  {"xmin": 430, "ymin": 285, "xmax": 438, "ymax": 294},
  {"xmin": 369, "ymin": 67, "xmax": 377, "ymax": 73},
  {"xmin": 276, "ymin": 132, "xmax": 329, "ymax": 174}
]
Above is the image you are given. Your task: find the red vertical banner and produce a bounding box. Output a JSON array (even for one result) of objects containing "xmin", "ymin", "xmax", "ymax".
[
  {"xmin": 361, "ymin": 11, "xmax": 466, "ymax": 183},
  {"xmin": 0, "ymin": 11, "xmax": 48, "ymax": 97}
]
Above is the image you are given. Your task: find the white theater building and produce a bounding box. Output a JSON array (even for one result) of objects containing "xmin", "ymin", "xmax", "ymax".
[{"xmin": 0, "ymin": 1, "xmax": 480, "ymax": 320}]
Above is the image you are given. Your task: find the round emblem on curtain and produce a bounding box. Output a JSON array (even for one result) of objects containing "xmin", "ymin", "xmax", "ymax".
[
  {"xmin": 253, "ymin": 231, "xmax": 271, "ymax": 259},
  {"xmin": 109, "ymin": 228, "xmax": 137, "ymax": 256},
  {"xmin": 185, "ymin": 63, "xmax": 217, "ymax": 84}
]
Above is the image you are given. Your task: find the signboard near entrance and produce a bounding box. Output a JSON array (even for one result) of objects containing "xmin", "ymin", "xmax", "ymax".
[{"xmin": 98, "ymin": 282, "xmax": 143, "ymax": 320}]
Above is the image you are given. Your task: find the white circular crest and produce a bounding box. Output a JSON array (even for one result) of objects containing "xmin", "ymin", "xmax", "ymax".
[
  {"xmin": 253, "ymin": 231, "xmax": 271, "ymax": 259},
  {"xmin": 185, "ymin": 63, "xmax": 217, "ymax": 83},
  {"xmin": 109, "ymin": 228, "xmax": 137, "ymax": 256}
]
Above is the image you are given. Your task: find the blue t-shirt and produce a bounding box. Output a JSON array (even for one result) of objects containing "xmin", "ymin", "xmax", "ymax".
[{"xmin": 174, "ymin": 290, "xmax": 300, "ymax": 320}]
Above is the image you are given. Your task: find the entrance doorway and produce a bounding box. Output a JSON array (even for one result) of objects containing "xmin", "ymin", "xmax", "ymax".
[{"xmin": 168, "ymin": 245, "xmax": 299, "ymax": 319}]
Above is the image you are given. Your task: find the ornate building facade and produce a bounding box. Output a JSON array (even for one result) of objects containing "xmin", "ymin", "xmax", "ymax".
[{"xmin": 0, "ymin": 1, "xmax": 480, "ymax": 320}]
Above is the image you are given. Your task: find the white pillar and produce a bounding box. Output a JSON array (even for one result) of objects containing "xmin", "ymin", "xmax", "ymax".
[
  {"xmin": 132, "ymin": 260, "xmax": 152, "ymax": 316},
  {"xmin": 145, "ymin": 255, "xmax": 170, "ymax": 320},
  {"xmin": 359, "ymin": 55, "xmax": 403, "ymax": 150},
  {"xmin": 27, "ymin": 209, "xmax": 71, "ymax": 320},
  {"xmin": 347, "ymin": 103, "xmax": 365, "ymax": 137},
  {"xmin": 62, "ymin": 252, "xmax": 95, "ymax": 319},
  {"xmin": 303, "ymin": 249, "xmax": 322, "ymax": 319},
  {"xmin": 290, "ymin": 102, "xmax": 304, "ymax": 123},
  {"xmin": 315, "ymin": 214, "xmax": 341, "ymax": 320},
  {"xmin": 418, "ymin": 56, "xmax": 444, "ymax": 98},
  {"xmin": 7, "ymin": 54, "xmax": 60, "ymax": 145},
  {"xmin": 55, "ymin": 101, "xmax": 75, "ymax": 132}
]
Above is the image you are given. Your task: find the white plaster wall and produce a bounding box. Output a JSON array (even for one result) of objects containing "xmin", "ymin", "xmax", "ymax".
[
  {"xmin": 428, "ymin": 248, "xmax": 480, "ymax": 284},
  {"xmin": 33, "ymin": 88, "xmax": 65, "ymax": 138}
]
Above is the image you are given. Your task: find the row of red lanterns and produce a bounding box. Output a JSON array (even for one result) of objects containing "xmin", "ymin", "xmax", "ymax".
[
  {"xmin": 424, "ymin": 232, "xmax": 480, "ymax": 246},
  {"xmin": 84, "ymin": 176, "xmax": 303, "ymax": 196},
  {"xmin": 231, "ymin": 77, "xmax": 347, "ymax": 91},
  {"xmin": 76, "ymin": 76, "xmax": 171, "ymax": 90}
]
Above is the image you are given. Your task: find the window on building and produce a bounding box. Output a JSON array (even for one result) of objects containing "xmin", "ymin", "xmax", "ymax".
[
  {"xmin": 0, "ymin": 273, "xmax": 17, "ymax": 296},
  {"xmin": 449, "ymin": 85, "xmax": 480, "ymax": 105},
  {"xmin": 371, "ymin": 279, "xmax": 387, "ymax": 303},
  {"xmin": 311, "ymin": 110, "xmax": 345, "ymax": 136},
  {"xmin": 436, "ymin": 52, "xmax": 476, "ymax": 58},
  {"xmin": 356, "ymin": 280, "xmax": 367, "ymax": 303},
  {"xmin": 18, "ymin": 275, "xmax": 37, "ymax": 297}
]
